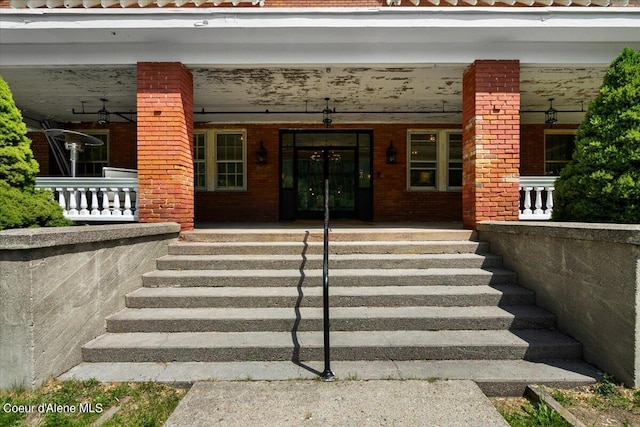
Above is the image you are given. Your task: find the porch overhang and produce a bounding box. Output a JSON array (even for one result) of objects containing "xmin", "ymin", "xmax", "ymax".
[{"xmin": 1, "ymin": 8, "xmax": 639, "ymax": 66}]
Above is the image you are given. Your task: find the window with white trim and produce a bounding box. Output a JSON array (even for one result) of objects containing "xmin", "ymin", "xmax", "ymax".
[
  {"xmin": 407, "ymin": 130, "xmax": 462, "ymax": 191},
  {"xmin": 193, "ymin": 129, "xmax": 247, "ymax": 191},
  {"xmin": 193, "ymin": 132, "xmax": 206, "ymax": 189},
  {"xmin": 447, "ymin": 132, "xmax": 463, "ymax": 189},
  {"xmin": 215, "ymin": 131, "xmax": 246, "ymax": 190},
  {"xmin": 77, "ymin": 131, "xmax": 108, "ymax": 177},
  {"xmin": 408, "ymin": 131, "xmax": 438, "ymax": 189}
]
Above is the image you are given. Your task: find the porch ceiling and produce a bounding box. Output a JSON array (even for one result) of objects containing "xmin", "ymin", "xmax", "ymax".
[{"xmin": 0, "ymin": 64, "xmax": 605, "ymax": 127}]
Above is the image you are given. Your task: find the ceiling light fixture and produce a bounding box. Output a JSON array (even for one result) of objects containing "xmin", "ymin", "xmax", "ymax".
[
  {"xmin": 544, "ymin": 98, "xmax": 558, "ymax": 127},
  {"xmin": 195, "ymin": 101, "xmax": 461, "ymax": 117},
  {"xmin": 72, "ymin": 99, "xmax": 137, "ymax": 124},
  {"xmin": 521, "ymin": 99, "xmax": 585, "ymax": 127},
  {"xmin": 97, "ymin": 98, "xmax": 110, "ymax": 125},
  {"xmin": 322, "ymin": 98, "xmax": 334, "ymax": 128}
]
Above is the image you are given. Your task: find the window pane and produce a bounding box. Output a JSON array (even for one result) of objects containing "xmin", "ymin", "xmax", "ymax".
[
  {"xmin": 448, "ymin": 133, "xmax": 463, "ymax": 188},
  {"xmin": 196, "ymin": 174, "xmax": 206, "ymax": 188},
  {"xmin": 281, "ymin": 144, "xmax": 293, "ymax": 189},
  {"xmin": 216, "ymin": 132, "xmax": 245, "ymax": 189},
  {"xmin": 448, "ymin": 170, "xmax": 463, "ymax": 187},
  {"xmin": 545, "ymin": 134, "xmax": 576, "ymax": 175},
  {"xmin": 545, "ymin": 134, "xmax": 575, "ymax": 161},
  {"xmin": 77, "ymin": 132, "xmax": 108, "ymax": 177},
  {"xmin": 448, "ymin": 134, "xmax": 462, "ymax": 160},
  {"xmin": 359, "ymin": 143, "xmax": 371, "ymax": 188},
  {"xmin": 409, "ymin": 132, "xmax": 437, "ymax": 188},
  {"xmin": 411, "ymin": 170, "xmax": 436, "ymax": 187},
  {"xmin": 193, "ymin": 133, "xmax": 206, "ymax": 189},
  {"xmin": 411, "ymin": 141, "xmax": 437, "ymax": 162}
]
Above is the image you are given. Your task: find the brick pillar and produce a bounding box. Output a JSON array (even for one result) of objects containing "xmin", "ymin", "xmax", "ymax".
[
  {"xmin": 137, "ymin": 62, "xmax": 194, "ymax": 230},
  {"xmin": 462, "ymin": 60, "xmax": 520, "ymax": 229}
]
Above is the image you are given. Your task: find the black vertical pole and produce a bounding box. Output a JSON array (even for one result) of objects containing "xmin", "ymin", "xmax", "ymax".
[{"xmin": 321, "ymin": 178, "xmax": 335, "ymax": 382}]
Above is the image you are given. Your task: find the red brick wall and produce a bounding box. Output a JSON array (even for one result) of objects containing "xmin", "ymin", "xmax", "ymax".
[
  {"xmin": 66, "ymin": 122, "xmax": 137, "ymax": 170},
  {"xmin": 462, "ymin": 60, "xmax": 520, "ymax": 229},
  {"xmin": 29, "ymin": 132, "xmax": 50, "ymax": 176},
  {"xmin": 520, "ymin": 124, "xmax": 578, "ymax": 176},
  {"xmin": 27, "ymin": 116, "xmax": 561, "ymax": 225},
  {"xmin": 137, "ymin": 62, "xmax": 194, "ymax": 230},
  {"xmin": 194, "ymin": 122, "xmax": 462, "ymax": 223},
  {"xmin": 31, "ymin": 123, "xmax": 137, "ymax": 176}
]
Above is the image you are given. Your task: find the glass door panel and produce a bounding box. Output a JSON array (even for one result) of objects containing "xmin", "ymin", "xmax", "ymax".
[
  {"xmin": 281, "ymin": 130, "xmax": 372, "ymax": 221},
  {"xmin": 296, "ymin": 150, "xmax": 325, "ymax": 212},
  {"xmin": 328, "ymin": 149, "xmax": 355, "ymax": 212}
]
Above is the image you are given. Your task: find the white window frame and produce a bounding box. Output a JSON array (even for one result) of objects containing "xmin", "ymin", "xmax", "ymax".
[
  {"xmin": 211, "ymin": 129, "xmax": 247, "ymax": 191},
  {"xmin": 194, "ymin": 129, "xmax": 248, "ymax": 192},
  {"xmin": 544, "ymin": 129, "xmax": 576, "ymax": 176},
  {"xmin": 193, "ymin": 131, "xmax": 207, "ymax": 190},
  {"xmin": 446, "ymin": 131, "xmax": 463, "ymax": 191},
  {"xmin": 407, "ymin": 129, "xmax": 462, "ymax": 192}
]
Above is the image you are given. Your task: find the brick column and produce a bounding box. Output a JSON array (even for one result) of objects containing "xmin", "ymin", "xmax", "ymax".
[
  {"xmin": 137, "ymin": 62, "xmax": 194, "ymax": 230},
  {"xmin": 462, "ymin": 60, "xmax": 520, "ymax": 229}
]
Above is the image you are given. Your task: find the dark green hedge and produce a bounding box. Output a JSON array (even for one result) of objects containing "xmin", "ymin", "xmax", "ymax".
[
  {"xmin": 0, "ymin": 75, "xmax": 71, "ymax": 230},
  {"xmin": 552, "ymin": 48, "xmax": 640, "ymax": 223},
  {"xmin": 0, "ymin": 183, "xmax": 72, "ymax": 230}
]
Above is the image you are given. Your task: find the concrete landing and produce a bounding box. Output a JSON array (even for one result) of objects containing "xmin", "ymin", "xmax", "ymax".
[
  {"xmin": 163, "ymin": 380, "xmax": 510, "ymax": 427},
  {"xmin": 61, "ymin": 359, "xmax": 600, "ymax": 397}
]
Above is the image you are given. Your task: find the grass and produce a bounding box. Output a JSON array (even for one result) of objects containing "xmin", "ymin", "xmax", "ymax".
[
  {"xmin": 500, "ymin": 401, "xmax": 571, "ymax": 427},
  {"xmin": 0, "ymin": 379, "xmax": 187, "ymax": 427},
  {"xmin": 494, "ymin": 375, "xmax": 640, "ymax": 427}
]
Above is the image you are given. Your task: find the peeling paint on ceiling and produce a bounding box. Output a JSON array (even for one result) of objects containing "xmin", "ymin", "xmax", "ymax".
[{"xmin": 0, "ymin": 64, "xmax": 607, "ymax": 126}]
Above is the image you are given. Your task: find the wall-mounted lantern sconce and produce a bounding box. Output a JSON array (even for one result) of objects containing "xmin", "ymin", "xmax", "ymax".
[
  {"xmin": 387, "ymin": 141, "xmax": 398, "ymax": 164},
  {"xmin": 256, "ymin": 140, "xmax": 267, "ymax": 164}
]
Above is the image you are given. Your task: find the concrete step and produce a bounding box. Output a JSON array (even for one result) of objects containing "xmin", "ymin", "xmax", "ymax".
[
  {"xmin": 60, "ymin": 359, "xmax": 601, "ymax": 397},
  {"xmin": 142, "ymin": 268, "xmax": 518, "ymax": 288},
  {"xmin": 106, "ymin": 306, "xmax": 555, "ymax": 333},
  {"xmin": 156, "ymin": 253, "xmax": 503, "ymax": 271},
  {"xmin": 126, "ymin": 284, "xmax": 534, "ymax": 308},
  {"xmin": 82, "ymin": 329, "xmax": 581, "ymax": 363},
  {"xmin": 181, "ymin": 227, "xmax": 477, "ymax": 243},
  {"xmin": 168, "ymin": 241, "xmax": 490, "ymax": 256}
]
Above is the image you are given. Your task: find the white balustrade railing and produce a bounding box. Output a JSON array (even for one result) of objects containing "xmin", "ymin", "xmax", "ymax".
[
  {"xmin": 519, "ymin": 176, "xmax": 556, "ymax": 220},
  {"xmin": 35, "ymin": 177, "xmax": 138, "ymax": 222}
]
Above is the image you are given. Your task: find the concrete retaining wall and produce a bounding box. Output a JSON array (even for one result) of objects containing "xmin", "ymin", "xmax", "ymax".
[
  {"xmin": 0, "ymin": 223, "xmax": 180, "ymax": 390},
  {"xmin": 477, "ymin": 221, "xmax": 640, "ymax": 387}
]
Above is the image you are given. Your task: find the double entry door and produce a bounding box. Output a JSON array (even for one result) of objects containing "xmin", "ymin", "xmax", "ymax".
[{"xmin": 280, "ymin": 130, "xmax": 372, "ymax": 221}]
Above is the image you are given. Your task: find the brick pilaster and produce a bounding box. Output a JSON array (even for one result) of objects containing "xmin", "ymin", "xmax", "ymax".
[
  {"xmin": 137, "ymin": 62, "xmax": 194, "ymax": 230},
  {"xmin": 462, "ymin": 60, "xmax": 520, "ymax": 229}
]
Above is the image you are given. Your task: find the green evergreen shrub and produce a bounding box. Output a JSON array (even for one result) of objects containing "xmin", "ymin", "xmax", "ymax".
[
  {"xmin": 0, "ymin": 183, "xmax": 71, "ymax": 230},
  {"xmin": 0, "ymin": 75, "xmax": 71, "ymax": 230},
  {"xmin": 552, "ymin": 48, "xmax": 640, "ymax": 223}
]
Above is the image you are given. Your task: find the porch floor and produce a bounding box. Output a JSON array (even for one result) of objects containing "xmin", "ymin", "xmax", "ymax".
[
  {"xmin": 188, "ymin": 222, "xmax": 473, "ymax": 241},
  {"xmin": 194, "ymin": 221, "xmax": 464, "ymax": 229}
]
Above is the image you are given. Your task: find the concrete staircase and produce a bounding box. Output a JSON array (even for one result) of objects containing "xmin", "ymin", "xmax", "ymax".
[{"xmin": 65, "ymin": 226, "xmax": 600, "ymax": 396}]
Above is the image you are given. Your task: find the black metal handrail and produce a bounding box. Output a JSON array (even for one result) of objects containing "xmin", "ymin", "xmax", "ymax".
[{"xmin": 321, "ymin": 178, "xmax": 335, "ymax": 382}]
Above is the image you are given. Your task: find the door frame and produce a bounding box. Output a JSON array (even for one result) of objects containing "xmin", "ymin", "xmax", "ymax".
[
  {"xmin": 293, "ymin": 146, "xmax": 358, "ymax": 220},
  {"xmin": 279, "ymin": 129, "xmax": 373, "ymax": 221}
]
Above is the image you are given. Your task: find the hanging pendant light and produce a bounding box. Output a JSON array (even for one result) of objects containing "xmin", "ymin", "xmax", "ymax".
[
  {"xmin": 545, "ymin": 98, "xmax": 558, "ymax": 126},
  {"xmin": 97, "ymin": 98, "xmax": 110, "ymax": 126},
  {"xmin": 322, "ymin": 98, "xmax": 333, "ymax": 128}
]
